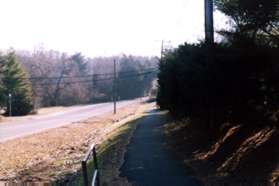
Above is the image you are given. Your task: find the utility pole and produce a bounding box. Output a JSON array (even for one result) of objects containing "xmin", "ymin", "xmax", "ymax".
[
  {"xmin": 113, "ymin": 59, "xmax": 117, "ymax": 114},
  {"xmin": 8, "ymin": 93, "xmax": 12, "ymax": 117},
  {"xmin": 204, "ymin": 0, "xmax": 214, "ymax": 129},
  {"xmin": 205, "ymin": 0, "xmax": 214, "ymax": 44},
  {"xmin": 160, "ymin": 40, "xmax": 164, "ymax": 60},
  {"xmin": 160, "ymin": 40, "xmax": 172, "ymax": 59}
]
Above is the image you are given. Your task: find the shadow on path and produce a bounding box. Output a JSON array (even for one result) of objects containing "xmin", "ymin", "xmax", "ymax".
[{"xmin": 120, "ymin": 108, "xmax": 202, "ymax": 186}]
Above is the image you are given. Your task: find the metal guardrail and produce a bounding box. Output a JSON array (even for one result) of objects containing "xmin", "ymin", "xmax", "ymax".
[{"xmin": 82, "ymin": 144, "xmax": 100, "ymax": 186}]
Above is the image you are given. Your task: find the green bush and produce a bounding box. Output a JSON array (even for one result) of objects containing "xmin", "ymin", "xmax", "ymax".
[{"xmin": 157, "ymin": 43, "xmax": 279, "ymax": 128}]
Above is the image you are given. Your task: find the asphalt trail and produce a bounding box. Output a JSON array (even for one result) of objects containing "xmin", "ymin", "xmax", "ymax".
[{"xmin": 120, "ymin": 108, "xmax": 202, "ymax": 186}]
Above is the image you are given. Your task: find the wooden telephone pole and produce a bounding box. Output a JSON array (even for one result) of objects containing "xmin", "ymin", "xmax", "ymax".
[
  {"xmin": 113, "ymin": 59, "xmax": 117, "ymax": 114},
  {"xmin": 204, "ymin": 0, "xmax": 214, "ymax": 130},
  {"xmin": 205, "ymin": 0, "xmax": 214, "ymax": 44}
]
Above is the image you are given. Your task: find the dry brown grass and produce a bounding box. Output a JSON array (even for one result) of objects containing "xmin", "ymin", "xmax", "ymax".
[
  {"xmin": 0, "ymin": 115, "xmax": 5, "ymax": 122},
  {"xmin": 165, "ymin": 119, "xmax": 279, "ymax": 184},
  {"xmin": 0, "ymin": 102, "xmax": 152, "ymax": 182},
  {"xmin": 217, "ymin": 126, "xmax": 275, "ymax": 173},
  {"xmin": 194, "ymin": 125, "xmax": 241, "ymax": 161},
  {"xmin": 36, "ymin": 106, "xmax": 66, "ymax": 115}
]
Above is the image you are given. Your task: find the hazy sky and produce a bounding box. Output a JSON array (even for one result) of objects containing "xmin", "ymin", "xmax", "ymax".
[{"xmin": 0, "ymin": 0, "xmax": 226, "ymax": 57}]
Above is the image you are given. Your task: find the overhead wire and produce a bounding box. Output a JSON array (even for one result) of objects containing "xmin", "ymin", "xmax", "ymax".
[
  {"xmin": 28, "ymin": 67, "xmax": 158, "ymax": 80},
  {"xmin": 33, "ymin": 69, "xmax": 158, "ymax": 87}
]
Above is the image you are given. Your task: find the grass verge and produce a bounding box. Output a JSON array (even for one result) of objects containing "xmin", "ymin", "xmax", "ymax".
[
  {"xmin": 77, "ymin": 118, "xmax": 141, "ymax": 186},
  {"xmin": 97, "ymin": 118, "xmax": 141, "ymax": 185}
]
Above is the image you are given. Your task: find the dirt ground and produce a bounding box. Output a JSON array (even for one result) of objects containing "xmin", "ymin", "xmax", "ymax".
[{"xmin": 0, "ymin": 101, "xmax": 152, "ymax": 182}]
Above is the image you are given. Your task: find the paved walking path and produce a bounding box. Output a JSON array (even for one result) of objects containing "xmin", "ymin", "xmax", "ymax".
[{"xmin": 120, "ymin": 108, "xmax": 202, "ymax": 186}]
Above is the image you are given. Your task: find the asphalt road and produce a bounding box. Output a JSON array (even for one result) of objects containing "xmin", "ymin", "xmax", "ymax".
[
  {"xmin": 0, "ymin": 99, "xmax": 140, "ymax": 142},
  {"xmin": 120, "ymin": 108, "xmax": 202, "ymax": 186}
]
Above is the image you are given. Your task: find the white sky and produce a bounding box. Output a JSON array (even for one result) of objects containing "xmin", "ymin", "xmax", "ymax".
[{"xmin": 0, "ymin": 0, "xmax": 226, "ymax": 57}]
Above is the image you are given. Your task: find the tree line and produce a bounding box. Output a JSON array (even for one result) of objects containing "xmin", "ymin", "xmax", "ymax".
[
  {"xmin": 157, "ymin": 0, "xmax": 279, "ymax": 131},
  {"xmin": 0, "ymin": 49, "xmax": 158, "ymax": 116}
]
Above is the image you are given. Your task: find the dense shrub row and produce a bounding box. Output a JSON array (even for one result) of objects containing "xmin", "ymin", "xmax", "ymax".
[{"xmin": 157, "ymin": 43, "xmax": 279, "ymax": 128}]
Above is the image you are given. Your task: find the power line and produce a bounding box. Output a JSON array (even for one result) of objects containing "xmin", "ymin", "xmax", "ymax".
[
  {"xmin": 35, "ymin": 71, "xmax": 157, "ymax": 87},
  {"xmin": 28, "ymin": 68, "xmax": 158, "ymax": 80},
  {"xmin": 34, "ymin": 70, "xmax": 158, "ymax": 87}
]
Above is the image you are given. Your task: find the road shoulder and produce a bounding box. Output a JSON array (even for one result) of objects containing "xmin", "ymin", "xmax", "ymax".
[{"xmin": 0, "ymin": 102, "xmax": 153, "ymax": 182}]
